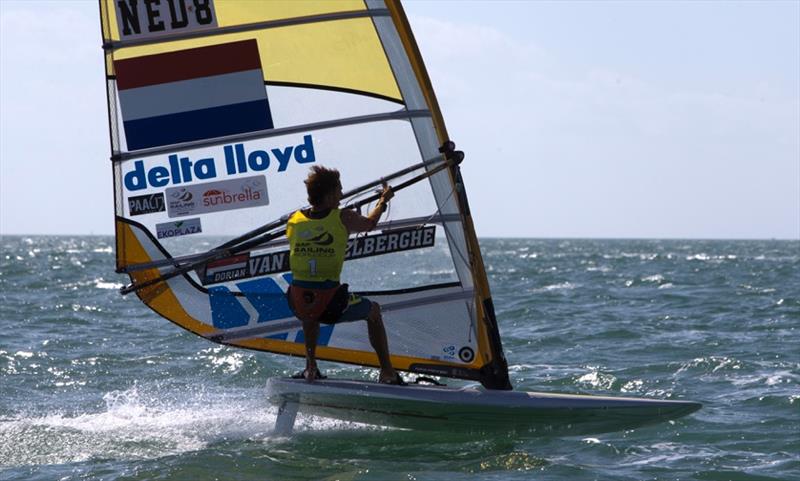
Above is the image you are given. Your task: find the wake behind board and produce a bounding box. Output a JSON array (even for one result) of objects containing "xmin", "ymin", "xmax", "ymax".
[{"xmin": 266, "ymin": 378, "xmax": 701, "ymax": 436}]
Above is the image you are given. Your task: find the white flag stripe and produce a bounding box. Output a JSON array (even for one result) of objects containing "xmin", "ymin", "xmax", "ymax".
[{"xmin": 118, "ymin": 70, "xmax": 266, "ymax": 121}]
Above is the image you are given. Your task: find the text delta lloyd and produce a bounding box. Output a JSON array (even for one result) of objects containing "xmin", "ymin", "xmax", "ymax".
[{"xmin": 124, "ymin": 135, "xmax": 315, "ymax": 191}]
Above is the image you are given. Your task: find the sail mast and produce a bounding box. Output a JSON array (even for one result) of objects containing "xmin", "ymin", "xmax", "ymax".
[{"xmin": 378, "ymin": 0, "xmax": 511, "ymax": 389}]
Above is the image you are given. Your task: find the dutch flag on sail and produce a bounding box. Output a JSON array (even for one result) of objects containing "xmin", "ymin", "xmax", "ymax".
[{"xmin": 114, "ymin": 40, "xmax": 273, "ymax": 151}]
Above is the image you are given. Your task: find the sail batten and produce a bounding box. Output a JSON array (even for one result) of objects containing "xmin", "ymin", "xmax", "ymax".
[
  {"xmin": 122, "ymin": 213, "xmax": 462, "ymax": 273},
  {"xmin": 101, "ymin": 0, "xmax": 511, "ymax": 388},
  {"xmin": 111, "ymin": 109, "xmax": 432, "ymax": 161}
]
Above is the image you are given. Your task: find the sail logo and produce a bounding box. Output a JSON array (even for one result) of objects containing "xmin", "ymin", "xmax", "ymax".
[
  {"xmin": 174, "ymin": 189, "xmax": 193, "ymax": 202},
  {"xmin": 346, "ymin": 226, "xmax": 436, "ymax": 260},
  {"xmin": 167, "ymin": 187, "xmax": 196, "ymax": 215},
  {"xmin": 201, "ymin": 226, "xmax": 437, "ymax": 285},
  {"xmin": 114, "ymin": 0, "xmax": 218, "ymax": 41},
  {"xmin": 128, "ymin": 193, "xmax": 165, "ymax": 216},
  {"xmin": 155, "ymin": 217, "xmax": 202, "ymax": 239},
  {"xmin": 203, "ymin": 254, "xmax": 250, "ymax": 284},
  {"xmin": 165, "ymin": 175, "xmax": 269, "ymax": 218},
  {"xmin": 201, "ymin": 252, "xmax": 288, "ymax": 285},
  {"xmin": 123, "ymin": 135, "xmax": 315, "ymax": 192},
  {"xmin": 201, "ymin": 187, "xmax": 262, "ymax": 207},
  {"xmin": 458, "ymin": 347, "xmax": 475, "ymax": 363}
]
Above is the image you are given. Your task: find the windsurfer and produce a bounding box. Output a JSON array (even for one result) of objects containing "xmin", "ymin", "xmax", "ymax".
[{"xmin": 286, "ymin": 166, "xmax": 405, "ymax": 385}]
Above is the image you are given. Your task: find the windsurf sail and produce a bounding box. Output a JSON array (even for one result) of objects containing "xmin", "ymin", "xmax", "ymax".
[{"xmin": 99, "ymin": 0, "xmax": 511, "ymax": 390}]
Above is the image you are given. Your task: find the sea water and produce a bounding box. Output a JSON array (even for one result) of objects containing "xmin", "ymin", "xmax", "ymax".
[{"xmin": 1, "ymin": 236, "xmax": 797, "ymax": 480}]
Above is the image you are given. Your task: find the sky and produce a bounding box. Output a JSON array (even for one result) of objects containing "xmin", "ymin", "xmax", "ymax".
[{"xmin": 1, "ymin": 0, "xmax": 798, "ymax": 239}]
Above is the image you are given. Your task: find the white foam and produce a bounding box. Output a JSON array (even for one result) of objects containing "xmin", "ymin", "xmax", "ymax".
[
  {"xmin": 95, "ymin": 280, "xmax": 123, "ymax": 290},
  {"xmin": 0, "ymin": 386, "xmax": 270, "ymax": 466},
  {"xmin": 194, "ymin": 346, "xmax": 247, "ymax": 374},
  {"xmin": 576, "ymin": 370, "xmax": 616, "ymax": 390},
  {"xmin": 410, "ymin": 269, "xmax": 454, "ymax": 276},
  {"xmin": 621, "ymin": 379, "xmax": 644, "ymax": 393},
  {"xmin": 0, "ymin": 383, "xmax": 380, "ymax": 467},
  {"xmin": 531, "ymin": 282, "xmax": 577, "ymax": 293}
]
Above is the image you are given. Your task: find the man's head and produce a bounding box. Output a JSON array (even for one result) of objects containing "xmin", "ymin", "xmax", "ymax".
[{"xmin": 305, "ymin": 165, "xmax": 342, "ymax": 208}]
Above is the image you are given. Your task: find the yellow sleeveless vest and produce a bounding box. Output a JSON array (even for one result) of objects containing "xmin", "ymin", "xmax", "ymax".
[{"xmin": 287, "ymin": 208, "xmax": 348, "ymax": 282}]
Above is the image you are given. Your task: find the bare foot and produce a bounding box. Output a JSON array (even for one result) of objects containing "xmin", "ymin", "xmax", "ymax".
[{"xmin": 379, "ymin": 371, "xmax": 406, "ymax": 385}]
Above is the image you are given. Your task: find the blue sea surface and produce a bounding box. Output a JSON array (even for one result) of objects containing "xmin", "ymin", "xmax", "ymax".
[{"xmin": 1, "ymin": 236, "xmax": 798, "ymax": 480}]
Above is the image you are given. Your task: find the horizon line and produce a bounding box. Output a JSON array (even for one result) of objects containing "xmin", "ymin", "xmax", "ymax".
[{"xmin": 1, "ymin": 232, "xmax": 798, "ymax": 242}]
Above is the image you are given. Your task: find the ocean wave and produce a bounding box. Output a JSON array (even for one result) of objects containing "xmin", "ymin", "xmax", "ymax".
[
  {"xmin": 730, "ymin": 370, "xmax": 800, "ymax": 388},
  {"xmin": 410, "ymin": 269, "xmax": 455, "ymax": 277},
  {"xmin": 685, "ymin": 253, "xmax": 740, "ymax": 262},
  {"xmin": 530, "ymin": 282, "xmax": 577, "ymax": 293},
  {"xmin": 676, "ymin": 356, "xmax": 744, "ymax": 375}
]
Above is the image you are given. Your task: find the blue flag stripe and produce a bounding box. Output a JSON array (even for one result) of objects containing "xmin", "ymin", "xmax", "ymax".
[{"xmin": 123, "ymin": 99, "xmax": 273, "ymax": 150}]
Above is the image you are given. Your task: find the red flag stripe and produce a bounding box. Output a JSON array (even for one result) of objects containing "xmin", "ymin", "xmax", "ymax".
[{"xmin": 115, "ymin": 40, "xmax": 263, "ymax": 90}]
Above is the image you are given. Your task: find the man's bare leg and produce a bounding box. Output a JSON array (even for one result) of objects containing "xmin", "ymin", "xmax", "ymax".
[
  {"xmin": 365, "ymin": 302, "xmax": 399, "ymax": 383},
  {"xmin": 302, "ymin": 319, "xmax": 320, "ymax": 382}
]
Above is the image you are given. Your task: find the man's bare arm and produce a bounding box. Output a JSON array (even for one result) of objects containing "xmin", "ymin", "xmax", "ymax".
[{"xmin": 341, "ymin": 186, "xmax": 393, "ymax": 233}]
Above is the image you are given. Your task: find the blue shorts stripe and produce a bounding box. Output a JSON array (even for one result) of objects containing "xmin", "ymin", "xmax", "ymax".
[{"xmin": 338, "ymin": 295, "xmax": 372, "ymax": 322}]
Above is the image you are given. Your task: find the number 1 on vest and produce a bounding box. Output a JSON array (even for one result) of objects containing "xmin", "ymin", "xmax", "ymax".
[{"xmin": 308, "ymin": 258, "xmax": 317, "ymax": 276}]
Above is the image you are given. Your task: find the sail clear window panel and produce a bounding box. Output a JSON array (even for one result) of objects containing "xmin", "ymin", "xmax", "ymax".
[
  {"xmin": 322, "ymin": 295, "xmax": 476, "ymax": 362},
  {"xmin": 115, "ymin": 120, "xmax": 443, "ymax": 238},
  {"xmin": 113, "ymin": 109, "xmax": 463, "ymax": 291}
]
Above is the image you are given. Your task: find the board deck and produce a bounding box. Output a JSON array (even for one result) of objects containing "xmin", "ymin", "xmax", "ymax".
[{"xmin": 266, "ymin": 377, "xmax": 701, "ymax": 436}]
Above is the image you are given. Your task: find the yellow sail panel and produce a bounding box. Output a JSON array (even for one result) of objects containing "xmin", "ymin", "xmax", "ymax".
[
  {"xmin": 100, "ymin": 0, "xmax": 368, "ymax": 43},
  {"xmin": 217, "ymin": 0, "xmax": 367, "ymax": 27},
  {"xmin": 116, "ymin": 220, "xmax": 217, "ymax": 336},
  {"xmin": 105, "ymin": 18, "xmax": 400, "ymax": 104},
  {"xmin": 232, "ymin": 340, "xmax": 483, "ymax": 373}
]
